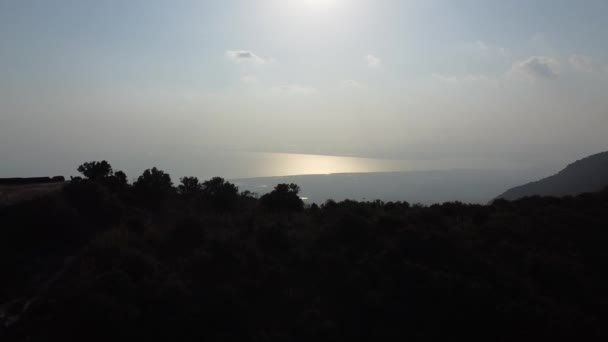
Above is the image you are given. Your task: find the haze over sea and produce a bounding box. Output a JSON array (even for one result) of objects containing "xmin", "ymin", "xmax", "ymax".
[{"xmin": 2, "ymin": 145, "xmax": 560, "ymax": 204}]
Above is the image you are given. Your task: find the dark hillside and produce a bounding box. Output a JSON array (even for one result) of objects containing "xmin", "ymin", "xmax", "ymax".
[
  {"xmin": 2, "ymin": 161, "xmax": 608, "ymax": 341},
  {"xmin": 497, "ymin": 151, "xmax": 608, "ymax": 200},
  {"xmin": 0, "ymin": 177, "xmax": 65, "ymax": 185}
]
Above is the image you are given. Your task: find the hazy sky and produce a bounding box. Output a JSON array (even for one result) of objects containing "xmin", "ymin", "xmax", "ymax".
[{"xmin": 1, "ymin": 0, "xmax": 608, "ymax": 176}]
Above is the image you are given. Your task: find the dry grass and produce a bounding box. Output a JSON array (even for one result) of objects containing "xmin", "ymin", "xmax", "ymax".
[{"xmin": 0, "ymin": 183, "xmax": 66, "ymax": 206}]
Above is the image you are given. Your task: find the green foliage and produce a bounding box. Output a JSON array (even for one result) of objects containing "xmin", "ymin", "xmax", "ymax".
[
  {"xmin": 63, "ymin": 178, "xmax": 123, "ymax": 226},
  {"xmin": 260, "ymin": 183, "xmax": 304, "ymax": 212},
  {"xmin": 133, "ymin": 167, "xmax": 174, "ymax": 207},
  {"xmin": 77, "ymin": 160, "xmax": 113, "ymax": 181},
  {"xmin": 177, "ymin": 176, "xmax": 203, "ymax": 196},
  {"xmin": 113, "ymin": 170, "xmax": 128, "ymax": 187},
  {"xmin": 201, "ymin": 177, "xmax": 239, "ymax": 211},
  {"xmin": 76, "ymin": 161, "xmax": 129, "ymax": 193},
  {"xmin": 134, "ymin": 167, "xmax": 172, "ymax": 191},
  {"xmin": 2, "ymin": 161, "xmax": 608, "ymax": 341}
]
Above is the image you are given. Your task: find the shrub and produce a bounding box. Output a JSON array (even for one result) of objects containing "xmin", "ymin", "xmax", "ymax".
[
  {"xmin": 202, "ymin": 177, "xmax": 239, "ymax": 211},
  {"xmin": 133, "ymin": 167, "xmax": 174, "ymax": 208},
  {"xmin": 260, "ymin": 183, "xmax": 304, "ymax": 212},
  {"xmin": 178, "ymin": 176, "xmax": 203, "ymax": 197},
  {"xmin": 77, "ymin": 161, "xmax": 113, "ymax": 181}
]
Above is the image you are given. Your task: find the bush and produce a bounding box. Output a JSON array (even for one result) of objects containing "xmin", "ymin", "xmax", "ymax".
[
  {"xmin": 260, "ymin": 183, "xmax": 304, "ymax": 212},
  {"xmin": 63, "ymin": 180, "xmax": 123, "ymax": 227},
  {"xmin": 178, "ymin": 177, "xmax": 203, "ymax": 197},
  {"xmin": 133, "ymin": 167, "xmax": 174, "ymax": 208},
  {"xmin": 77, "ymin": 161, "xmax": 113, "ymax": 181},
  {"xmin": 201, "ymin": 177, "xmax": 239, "ymax": 211},
  {"xmin": 76, "ymin": 161, "xmax": 129, "ymax": 193}
]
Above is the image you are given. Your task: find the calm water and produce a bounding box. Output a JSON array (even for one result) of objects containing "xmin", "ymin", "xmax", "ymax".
[
  {"xmin": 143, "ymin": 148, "xmax": 554, "ymax": 203},
  {"xmin": 113, "ymin": 148, "xmax": 544, "ymax": 181},
  {"xmin": 2, "ymin": 147, "xmax": 558, "ymax": 203},
  {"xmin": 233, "ymin": 169, "xmax": 554, "ymax": 205},
  {"xmin": 2, "ymin": 146, "xmax": 551, "ymax": 180}
]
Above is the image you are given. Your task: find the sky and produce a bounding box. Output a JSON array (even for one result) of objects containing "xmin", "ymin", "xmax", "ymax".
[{"xmin": 1, "ymin": 0, "xmax": 608, "ymax": 177}]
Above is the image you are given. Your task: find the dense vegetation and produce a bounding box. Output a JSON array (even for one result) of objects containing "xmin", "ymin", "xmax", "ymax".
[{"xmin": 1, "ymin": 161, "xmax": 608, "ymax": 341}]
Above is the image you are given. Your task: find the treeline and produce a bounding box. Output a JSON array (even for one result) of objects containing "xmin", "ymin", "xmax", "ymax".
[{"xmin": 1, "ymin": 161, "xmax": 608, "ymax": 341}]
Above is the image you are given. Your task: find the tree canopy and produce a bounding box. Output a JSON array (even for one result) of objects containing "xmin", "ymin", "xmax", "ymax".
[
  {"xmin": 77, "ymin": 161, "xmax": 113, "ymax": 181},
  {"xmin": 260, "ymin": 183, "xmax": 304, "ymax": 212}
]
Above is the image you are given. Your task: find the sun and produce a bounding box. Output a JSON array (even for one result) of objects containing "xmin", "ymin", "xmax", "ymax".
[
  {"xmin": 295, "ymin": 0, "xmax": 341, "ymax": 10},
  {"xmin": 301, "ymin": 0, "xmax": 331, "ymax": 6}
]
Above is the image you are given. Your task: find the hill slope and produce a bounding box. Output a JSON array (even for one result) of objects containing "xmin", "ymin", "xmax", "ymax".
[
  {"xmin": 2, "ymin": 161, "xmax": 608, "ymax": 340},
  {"xmin": 497, "ymin": 151, "xmax": 608, "ymax": 200},
  {"xmin": 0, "ymin": 182, "xmax": 66, "ymax": 207}
]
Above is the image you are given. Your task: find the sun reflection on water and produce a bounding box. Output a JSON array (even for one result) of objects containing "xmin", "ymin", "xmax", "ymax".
[{"xmin": 259, "ymin": 153, "xmax": 407, "ymax": 177}]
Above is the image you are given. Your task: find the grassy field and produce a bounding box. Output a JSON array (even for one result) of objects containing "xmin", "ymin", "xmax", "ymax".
[{"xmin": 0, "ymin": 182, "xmax": 66, "ymax": 206}]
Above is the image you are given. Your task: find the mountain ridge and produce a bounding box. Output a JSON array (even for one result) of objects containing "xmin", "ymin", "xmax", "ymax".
[{"xmin": 497, "ymin": 151, "xmax": 608, "ymax": 200}]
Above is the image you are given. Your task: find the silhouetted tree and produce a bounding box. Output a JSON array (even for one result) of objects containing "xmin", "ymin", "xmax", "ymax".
[
  {"xmin": 77, "ymin": 161, "xmax": 113, "ymax": 181},
  {"xmin": 4, "ymin": 165, "xmax": 608, "ymax": 341},
  {"xmin": 201, "ymin": 177, "xmax": 239, "ymax": 210},
  {"xmin": 76, "ymin": 161, "xmax": 128, "ymax": 193},
  {"xmin": 322, "ymin": 199, "xmax": 338, "ymax": 210},
  {"xmin": 133, "ymin": 167, "xmax": 174, "ymax": 207},
  {"xmin": 260, "ymin": 183, "xmax": 304, "ymax": 212},
  {"xmin": 102, "ymin": 170, "xmax": 129, "ymax": 193},
  {"xmin": 114, "ymin": 170, "xmax": 128, "ymax": 186},
  {"xmin": 178, "ymin": 177, "xmax": 203, "ymax": 196},
  {"xmin": 240, "ymin": 190, "xmax": 256, "ymax": 199}
]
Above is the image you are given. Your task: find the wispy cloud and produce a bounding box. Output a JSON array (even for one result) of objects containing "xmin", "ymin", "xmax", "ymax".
[
  {"xmin": 474, "ymin": 40, "xmax": 510, "ymax": 57},
  {"xmin": 510, "ymin": 56, "xmax": 560, "ymax": 80},
  {"xmin": 270, "ymin": 84, "xmax": 318, "ymax": 95},
  {"xmin": 240, "ymin": 75, "xmax": 259, "ymax": 84},
  {"xmin": 432, "ymin": 74, "xmax": 459, "ymax": 83},
  {"xmin": 569, "ymin": 54, "xmax": 593, "ymax": 72},
  {"xmin": 226, "ymin": 50, "xmax": 273, "ymax": 65},
  {"xmin": 340, "ymin": 80, "xmax": 367, "ymax": 89},
  {"xmin": 365, "ymin": 54, "xmax": 382, "ymax": 68},
  {"xmin": 432, "ymin": 73, "xmax": 488, "ymax": 84}
]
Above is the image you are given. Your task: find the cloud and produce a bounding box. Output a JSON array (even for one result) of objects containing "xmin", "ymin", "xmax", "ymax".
[
  {"xmin": 510, "ymin": 56, "xmax": 560, "ymax": 80},
  {"xmin": 270, "ymin": 84, "xmax": 318, "ymax": 95},
  {"xmin": 226, "ymin": 50, "xmax": 272, "ymax": 65},
  {"xmin": 365, "ymin": 54, "xmax": 382, "ymax": 68},
  {"xmin": 340, "ymin": 80, "xmax": 367, "ymax": 89},
  {"xmin": 432, "ymin": 73, "xmax": 488, "ymax": 84},
  {"xmin": 474, "ymin": 40, "xmax": 510, "ymax": 57},
  {"xmin": 240, "ymin": 75, "xmax": 259, "ymax": 84},
  {"xmin": 569, "ymin": 54, "xmax": 593, "ymax": 72},
  {"xmin": 432, "ymin": 74, "xmax": 459, "ymax": 83}
]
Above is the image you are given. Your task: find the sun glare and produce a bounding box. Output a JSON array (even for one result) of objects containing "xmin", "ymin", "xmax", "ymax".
[{"xmin": 294, "ymin": 0, "xmax": 340, "ymax": 11}]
